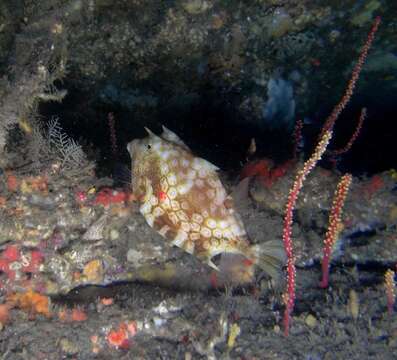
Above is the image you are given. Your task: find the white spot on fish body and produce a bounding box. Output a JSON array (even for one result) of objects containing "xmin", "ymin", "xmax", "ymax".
[
  {"xmin": 168, "ymin": 187, "xmax": 178, "ymax": 199},
  {"xmin": 202, "ymin": 240, "xmax": 210, "ymax": 250},
  {"xmin": 160, "ymin": 163, "xmax": 169, "ymax": 175},
  {"xmin": 206, "ymin": 218, "xmax": 217, "ymax": 229},
  {"xmin": 186, "ymin": 169, "xmax": 196, "ymax": 180},
  {"xmin": 152, "ymin": 142, "xmax": 162, "ymax": 151},
  {"xmin": 214, "ymin": 188, "xmax": 226, "ymax": 205},
  {"xmin": 150, "ymin": 196, "xmax": 158, "ymax": 206},
  {"xmin": 207, "ymin": 178, "xmax": 219, "ymax": 188},
  {"xmin": 191, "ymin": 222, "xmax": 200, "ymax": 232},
  {"xmin": 160, "ymin": 150, "xmax": 171, "ymax": 160},
  {"xmin": 219, "ymin": 220, "xmax": 228, "ymax": 229},
  {"xmin": 181, "ymin": 222, "xmax": 191, "ymax": 232},
  {"xmin": 171, "ymin": 200, "xmax": 180, "ymax": 211},
  {"xmin": 161, "ymin": 197, "xmax": 171, "ymax": 210},
  {"xmin": 190, "ymin": 232, "xmax": 200, "ymax": 241},
  {"xmin": 223, "ymin": 229, "xmax": 232, "ymax": 239},
  {"xmin": 153, "ymin": 206, "xmax": 165, "ymax": 217},
  {"xmin": 176, "ymin": 210, "xmax": 188, "ymax": 222},
  {"xmin": 200, "ymin": 227, "xmax": 211, "ymax": 238},
  {"xmin": 198, "ymin": 168, "xmax": 207, "ymax": 178},
  {"xmin": 195, "ymin": 179, "xmax": 204, "ymax": 188},
  {"xmin": 167, "ymin": 173, "xmax": 177, "ymax": 186},
  {"xmin": 192, "ymin": 213, "xmax": 203, "ymax": 223},
  {"xmin": 140, "ymin": 202, "xmax": 152, "ymax": 215},
  {"xmin": 177, "ymin": 180, "xmax": 193, "ymax": 195},
  {"xmin": 206, "ymin": 189, "xmax": 215, "ymax": 199},
  {"xmin": 181, "ymin": 201, "xmax": 190, "ymax": 210},
  {"xmin": 160, "ymin": 178, "xmax": 169, "ymax": 192},
  {"xmin": 169, "ymin": 212, "xmax": 179, "ymax": 225},
  {"xmin": 213, "ymin": 229, "xmax": 222, "ymax": 238},
  {"xmin": 210, "ymin": 204, "xmax": 217, "ymax": 214},
  {"xmin": 170, "ymin": 158, "xmax": 179, "ymax": 167},
  {"xmin": 192, "ymin": 158, "xmax": 203, "ymax": 170}
]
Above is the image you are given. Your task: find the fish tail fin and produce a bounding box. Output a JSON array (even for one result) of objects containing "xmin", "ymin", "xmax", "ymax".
[{"xmin": 250, "ymin": 240, "xmax": 286, "ymax": 281}]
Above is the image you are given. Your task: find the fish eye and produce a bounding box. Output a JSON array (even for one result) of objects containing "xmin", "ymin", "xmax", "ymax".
[{"xmin": 147, "ymin": 144, "xmax": 152, "ymax": 150}]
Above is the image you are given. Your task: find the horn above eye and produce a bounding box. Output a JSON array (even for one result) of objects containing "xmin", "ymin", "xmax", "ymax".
[{"xmin": 144, "ymin": 127, "xmax": 155, "ymax": 136}]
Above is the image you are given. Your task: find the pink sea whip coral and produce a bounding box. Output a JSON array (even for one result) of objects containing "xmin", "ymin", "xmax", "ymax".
[
  {"xmin": 282, "ymin": 16, "xmax": 381, "ymax": 336},
  {"xmin": 329, "ymin": 108, "xmax": 366, "ymax": 158},
  {"xmin": 282, "ymin": 129, "xmax": 332, "ymax": 336},
  {"xmin": 319, "ymin": 173, "xmax": 352, "ymax": 288}
]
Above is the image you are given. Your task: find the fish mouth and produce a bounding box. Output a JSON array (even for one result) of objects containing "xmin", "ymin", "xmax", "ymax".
[
  {"xmin": 127, "ymin": 139, "xmax": 140, "ymax": 158},
  {"xmin": 126, "ymin": 140, "xmax": 134, "ymax": 157}
]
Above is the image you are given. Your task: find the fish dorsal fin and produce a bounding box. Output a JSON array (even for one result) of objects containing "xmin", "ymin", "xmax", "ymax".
[
  {"xmin": 161, "ymin": 125, "xmax": 190, "ymax": 150},
  {"xmin": 144, "ymin": 127, "xmax": 156, "ymax": 137},
  {"xmin": 203, "ymin": 158, "xmax": 219, "ymax": 171},
  {"xmin": 191, "ymin": 157, "xmax": 219, "ymax": 172},
  {"xmin": 144, "ymin": 127, "xmax": 164, "ymax": 142}
]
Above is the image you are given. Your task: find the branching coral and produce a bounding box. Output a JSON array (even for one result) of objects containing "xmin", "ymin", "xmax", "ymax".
[{"xmin": 282, "ymin": 16, "xmax": 381, "ymax": 336}]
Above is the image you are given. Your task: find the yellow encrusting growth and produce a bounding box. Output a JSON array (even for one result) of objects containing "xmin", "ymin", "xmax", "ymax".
[{"xmin": 385, "ymin": 269, "xmax": 396, "ymax": 315}]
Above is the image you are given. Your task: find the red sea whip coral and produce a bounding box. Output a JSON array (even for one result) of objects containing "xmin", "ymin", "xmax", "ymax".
[
  {"xmin": 108, "ymin": 112, "xmax": 118, "ymax": 158},
  {"xmin": 282, "ymin": 130, "xmax": 332, "ymax": 336},
  {"xmin": 319, "ymin": 174, "xmax": 352, "ymax": 288},
  {"xmin": 282, "ymin": 16, "xmax": 381, "ymax": 336},
  {"xmin": 328, "ymin": 108, "xmax": 366, "ymax": 158}
]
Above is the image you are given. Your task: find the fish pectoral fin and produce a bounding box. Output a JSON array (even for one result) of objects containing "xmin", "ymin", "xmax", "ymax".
[{"xmin": 142, "ymin": 178, "xmax": 153, "ymax": 202}]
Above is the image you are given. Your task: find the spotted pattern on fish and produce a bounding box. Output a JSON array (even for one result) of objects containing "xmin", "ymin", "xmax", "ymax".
[{"xmin": 127, "ymin": 126, "xmax": 284, "ymax": 275}]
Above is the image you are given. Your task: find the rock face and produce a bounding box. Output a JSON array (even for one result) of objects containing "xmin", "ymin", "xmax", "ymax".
[{"xmin": 0, "ymin": 1, "xmax": 395, "ymax": 166}]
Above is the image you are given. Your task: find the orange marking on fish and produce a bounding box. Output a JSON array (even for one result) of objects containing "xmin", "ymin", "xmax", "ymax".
[
  {"xmin": 158, "ymin": 191, "xmax": 167, "ymax": 202},
  {"xmin": 243, "ymin": 258, "xmax": 254, "ymax": 267}
]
